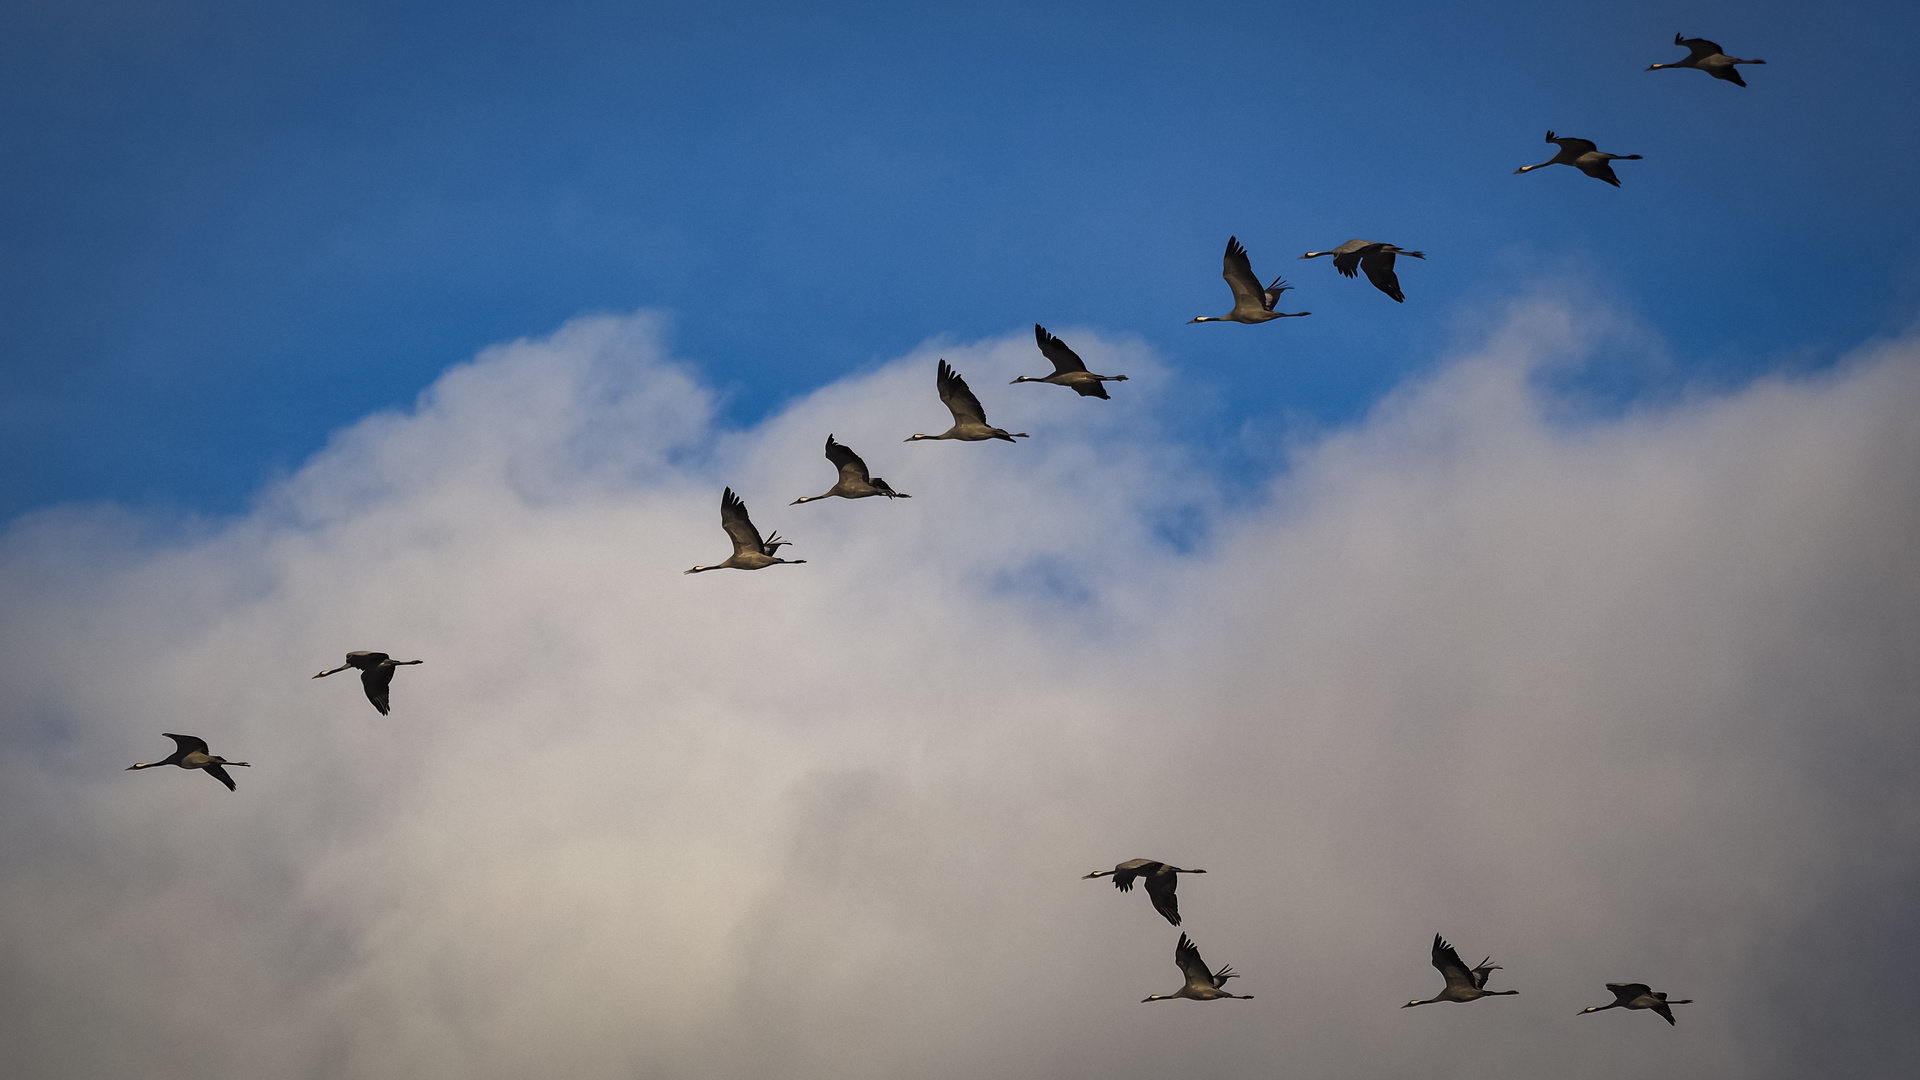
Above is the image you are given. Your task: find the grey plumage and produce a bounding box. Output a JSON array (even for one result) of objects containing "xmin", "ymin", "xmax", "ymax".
[
  {"xmin": 125, "ymin": 732, "xmax": 250, "ymax": 791},
  {"xmin": 791, "ymin": 435, "xmax": 910, "ymax": 503},
  {"xmin": 1513, "ymin": 131, "xmax": 1643, "ymax": 187},
  {"xmin": 1083, "ymin": 858, "xmax": 1206, "ymax": 926},
  {"xmin": 1142, "ymin": 933, "xmax": 1253, "ymax": 1002},
  {"xmin": 1580, "ymin": 982, "xmax": 1694, "ymax": 1025},
  {"xmin": 686, "ymin": 487, "xmax": 807, "ymax": 574},
  {"xmin": 1647, "ymin": 34, "xmax": 1765, "ymax": 86},
  {"xmin": 1189, "ymin": 237, "xmax": 1311, "ymax": 324},
  {"xmin": 1299, "ymin": 240, "xmax": 1426, "ymax": 302},
  {"xmin": 1402, "ymin": 934, "xmax": 1520, "ymax": 1007},
  {"xmin": 905, "ymin": 360, "xmax": 1028, "ymax": 442},
  {"xmin": 312, "ymin": 651, "xmax": 423, "ymax": 715},
  {"xmin": 1011, "ymin": 325, "xmax": 1128, "ymax": 398}
]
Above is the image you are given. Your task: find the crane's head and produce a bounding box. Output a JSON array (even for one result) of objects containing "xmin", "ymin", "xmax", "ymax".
[{"xmin": 1402, "ymin": 999, "xmax": 1423, "ymax": 1009}]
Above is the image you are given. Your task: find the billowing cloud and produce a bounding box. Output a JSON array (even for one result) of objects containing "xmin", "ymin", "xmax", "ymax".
[{"xmin": 1, "ymin": 303, "xmax": 1916, "ymax": 1080}]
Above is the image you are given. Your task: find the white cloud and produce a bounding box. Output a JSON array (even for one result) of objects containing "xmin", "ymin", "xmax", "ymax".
[{"xmin": 2, "ymin": 303, "xmax": 1916, "ymax": 1079}]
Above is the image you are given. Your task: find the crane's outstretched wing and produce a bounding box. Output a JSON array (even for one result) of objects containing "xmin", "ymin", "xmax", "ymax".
[
  {"xmin": 1608, "ymin": 982, "xmax": 1652, "ymax": 1003},
  {"xmin": 824, "ymin": 435, "xmax": 873, "ymax": 485},
  {"xmin": 937, "ymin": 361, "xmax": 990, "ymax": 426},
  {"xmin": 1432, "ymin": 935, "xmax": 1476, "ymax": 990},
  {"xmin": 1360, "ymin": 250, "xmax": 1405, "ymax": 302},
  {"xmin": 719, "ymin": 487, "xmax": 768, "ymax": 558},
  {"xmin": 1142, "ymin": 869, "xmax": 1184, "ymax": 927},
  {"xmin": 1676, "ymin": 35, "xmax": 1724, "ymax": 60},
  {"xmin": 203, "ymin": 763, "xmax": 238, "ymax": 791},
  {"xmin": 1035, "ymin": 324, "xmax": 1090, "ymax": 375},
  {"xmin": 1222, "ymin": 237, "xmax": 1267, "ymax": 313},
  {"xmin": 1174, "ymin": 933, "xmax": 1217, "ymax": 991},
  {"xmin": 361, "ymin": 664, "xmax": 397, "ymax": 715},
  {"xmin": 164, "ymin": 733, "xmax": 210, "ymax": 756},
  {"xmin": 1550, "ymin": 133, "xmax": 1600, "ymax": 156}
]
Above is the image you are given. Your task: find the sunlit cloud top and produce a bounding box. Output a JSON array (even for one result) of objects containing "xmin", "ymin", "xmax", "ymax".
[{"xmin": 3, "ymin": 304, "xmax": 1916, "ymax": 1079}]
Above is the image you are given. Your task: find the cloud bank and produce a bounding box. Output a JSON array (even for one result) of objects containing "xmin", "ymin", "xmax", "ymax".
[{"xmin": 2, "ymin": 303, "xmax": 1916, "ymax": 1079}]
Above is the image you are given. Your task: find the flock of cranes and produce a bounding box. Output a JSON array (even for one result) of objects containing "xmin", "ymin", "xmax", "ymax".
[
  {"xmin": 680, "ymin": 36, "xmax": 1768, "ymax": 580},
  {"xmin": 1084, "ymin": 861, "xmax": 1691, "ymax": 1019},
  {"xmin": 122, "ymin": 30, "xmax": 1762, "ymax": 1030}
]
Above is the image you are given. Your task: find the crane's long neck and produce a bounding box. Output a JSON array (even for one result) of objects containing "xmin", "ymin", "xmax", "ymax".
[{"xmin": 1582, "ymin": 1003, "xmax": 1620, "ymax": 1014}]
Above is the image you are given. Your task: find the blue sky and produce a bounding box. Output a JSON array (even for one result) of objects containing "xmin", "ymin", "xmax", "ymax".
[{"xmin": 4, "ymin": 0, "xmax": 1915, "ymax": 521}]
